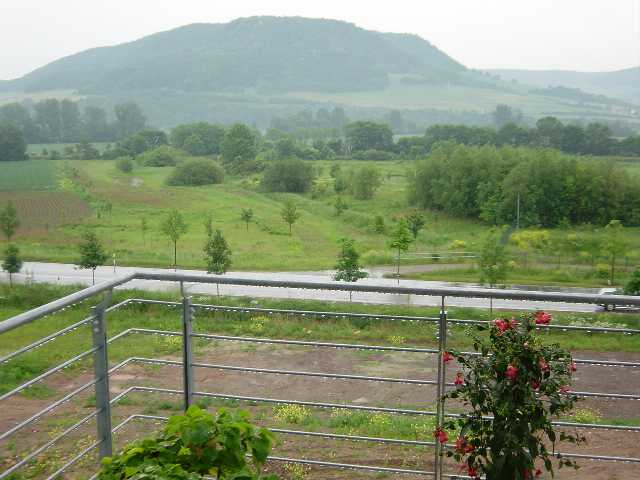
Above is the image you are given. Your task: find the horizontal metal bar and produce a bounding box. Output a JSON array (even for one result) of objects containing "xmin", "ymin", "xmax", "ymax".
[
  {"xmin": 0, "ymin": 347, "xmax": 97, "ymax": 401},
  {"xmin": 555, "ymin": 451, "xmax": 640, "ymax": 463},
  {"xmin": 194, "ymin": 361, "xmax": 439, "ymax": 386},
  {"xmin": 267, "ymin": 455, "xmax": 436, "ymax": 476},
  {"xmin": 120, "ymin": 409, "xmax": 640, "ymax": 465},
  {"xmin": 130, "ymin": 298, "xmax": 640, "ymax": 335},
  {"xmin": 270, "ymin": 428, "xmax": 437, "ymax": 447},
  {"xmin": 126, "ymin": 386, "xmax": 435, "ymax": 416},
  {"xmin": 0, "ymin": 317, "xmax": 92, "ymax": 365},
  {"xmin": 0, "ymin": 409, "xmax": 99, "ymax": 479},
  {"xmin": 0, "ymin": 378, "xmax": 98, "ymax": 441},
  {"xmin": 4, "ymin": 272, "xmax": 640, "ymax": 336},
  {"xmin": 134, "ymin": 271, "xmax": 640, "ymax": 306},
  {"xmin": 190, "ymin": 331, "xmax": 439, "ymax": 353},
  {"xmin": 567, "ymin": 390, "xmax": 640, "ymax": 400},
  {"xmin": 0, "ymin": 274, "xmax": 135, "ymax": 334},
  {"xmin": 121, "ymin": 327, "xmax": 640, "ymax": 369}
]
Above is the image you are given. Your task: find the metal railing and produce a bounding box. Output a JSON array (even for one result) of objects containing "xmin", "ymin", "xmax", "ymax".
[{"xmin": 1, "ymin": 272, "xmax": 639, "ymax": 480}]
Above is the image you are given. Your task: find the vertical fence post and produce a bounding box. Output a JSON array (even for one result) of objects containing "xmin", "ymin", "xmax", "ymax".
[
  {"xmin": 434, "ymin": 296, "xmax": 448, "ymax": 480},
  {"xmin": 182, "ymin": 295, "xmax": 194, "ymax": 410},
  {"xmin": 91, "ymin": 302, "xmax": 113, "ymax": 459}
]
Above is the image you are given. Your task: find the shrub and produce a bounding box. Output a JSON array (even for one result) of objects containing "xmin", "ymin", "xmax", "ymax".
[
  {"xmin": 115, "ymin": 157, "xmax": 133, "ymax": 173},
  {"xmin": 351, "ymin": 165, "xmax": 381, "ymax": 200},
  {"xmin": 260, "ymin": 158, "xmax": 314, "ymax": 193},
  {"xmin": 441, "ymin": 312, "xmax": 583, "ymax": 479},
  {"xmin": 167, "ymin": 159, "xmax": 224, "ymax": 186},
  {"xmin": 139, "ymin": 146, "xmax": 180, "ymax": 167},
  {"xmin": 98, "ymin": 406, "xmax": 277, "ymax": 480}
]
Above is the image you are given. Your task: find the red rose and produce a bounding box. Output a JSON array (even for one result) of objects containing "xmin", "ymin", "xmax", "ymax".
[
  {"xmin": 467, "ymin": 465, "xmax": 478, "ymax": 478},
  {"xmin": 509, "ymin": 318, "xmax": 518, "ymax": 329},
  {"xmin": 505, "ymin": 364, "xmax": 519, "ymax": 381},
  {"xmin": 454, "ymin": 372, "xmax": 464, "ymax": 386},
  {"xmin": 534, "ymin": 311, "xmax": 551, "ymax": 325},
  {"xmin": 535, "ymin": 468, "xmax": 542, "ymax": 477},
  {"xmin": 442, "ymin": 351, "xmax": 454, "ymax": 363},
  {"xmin": 570, "ymin": 362, "xmax": 577, "ymax": 373},
  {"xmin": 433, "ymin": 428, "xmax": 448, "ymax": 444},
  {"xmin": 464, "ymin": 443, "xmax": 475, "ymax": 454},
  {"xmin": 493, "ymin": 318, "xmax": 510, "ymax": 332},
  {"xmin": 455, "ymin": 436, "xmax": 465, "ymax": 453},
  {"xmin": 538, "ymin": 359, "xmax": 549, "ymax": 372},
  {"xmin": 530, "ymin": 380, "xmax": 540, "ymax": 390}
]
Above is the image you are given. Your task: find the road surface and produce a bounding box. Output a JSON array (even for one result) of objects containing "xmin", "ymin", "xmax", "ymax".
[{"xmin": 2, "ymin": 261, "xmax": 608, "ymax": 313}]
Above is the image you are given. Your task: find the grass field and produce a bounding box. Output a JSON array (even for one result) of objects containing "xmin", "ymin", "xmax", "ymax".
[
  {"xmin": 0, "ymin": 160, "xmax": 58, "ymax": 191},
  {"xmin": 4, "ymin": 157, "xmax": 496, "ymax": 270},
  {"xmin": 1, "ymin": 156, "xmax": 639, "ymax": 285}
]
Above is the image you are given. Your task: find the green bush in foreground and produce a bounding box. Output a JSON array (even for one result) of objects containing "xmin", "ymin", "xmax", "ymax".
[
  {"xmin": 441, "ymin": 312, "xmax": 583, "ymax": 479},
  {"xmin": 167, "ymin": 159, "xmax": 225, "ymax": 186},
  {"xmin": 98, "ymin": 406, "xmax": 277, "ymax": 480}
]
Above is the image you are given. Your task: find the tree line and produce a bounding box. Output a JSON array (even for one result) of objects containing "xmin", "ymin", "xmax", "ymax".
[{"xmin": 409, "ymin": 142, "xmax": 640, "ymax": 227}]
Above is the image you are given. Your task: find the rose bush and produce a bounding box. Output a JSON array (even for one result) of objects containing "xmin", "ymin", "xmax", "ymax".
[{"xmin": 436, "ymin": 311, "xmax": 584, "ymax": 480}]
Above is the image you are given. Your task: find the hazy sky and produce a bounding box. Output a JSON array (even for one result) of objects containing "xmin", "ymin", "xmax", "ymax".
[{"xmin": 2, "ymin": 0, "xmax": 639, "ymax": 80}]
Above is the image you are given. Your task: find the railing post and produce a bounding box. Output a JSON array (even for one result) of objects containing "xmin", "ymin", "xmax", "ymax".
[
  {"xmin": 182, "ymin": 295, "xmax": 194, "ymax": 410},
  {"xmin": 91, "ymin": 303, "xmax": 113, "ymax": 459},
  {"xmin": 434, "ymin": 296, "xmax": 448, "ymax": 480}
]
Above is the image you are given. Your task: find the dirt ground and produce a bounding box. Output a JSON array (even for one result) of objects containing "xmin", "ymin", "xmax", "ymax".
[{"xmin": 1, "ymin": 340, "xmax": 639, "ymax": 480}]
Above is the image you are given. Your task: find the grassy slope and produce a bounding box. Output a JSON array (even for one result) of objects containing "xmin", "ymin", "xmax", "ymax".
[
  {"xmin": 10, "ymin": 158, "xmax": 492, "ymax": 270},
  {"xmin": 4, "ymin": 156, "xmax": 640, "ymax": 283}
]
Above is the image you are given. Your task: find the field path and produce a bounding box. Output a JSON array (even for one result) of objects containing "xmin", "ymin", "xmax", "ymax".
[{"xmin": 3, "ymin": 261, "xmax": 617, "ymax": 313}]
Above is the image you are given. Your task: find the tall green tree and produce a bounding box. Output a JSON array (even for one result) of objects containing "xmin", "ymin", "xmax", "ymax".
[
  {"xmin": 0, "ymin": 201, "xmax": 20, "ymax": 242},
  {"xmin": 334, "ymin": 238, "xmax": 368, "ymax": 301},
  {"xmin": 203, "ymin": 212, "xmax": 214, "ymax": 238},
  {"xmin": 280, "ymin": 200, "xmax": 300, "ymax": 235},
  {"xmin": 388, "ymin": 220, "xmax": 412, "ymax": 278},
  {"xmin": 404, "ymin": 210, "xmax": 426, "ymax": 242},
  {"xmin": 0, "ymin": 123, "xmax": 27, "ymax": 162},
  {"xmin": 2, "ymin": 244, "xmax": 22, "ymax": 286},
  {"xmin": 352, "ymin": 165, "xmax": 381, "ymax": 200},
  {"xmin": 204, "ymin": 229, "xmax": 232, "ymax": 275},
  {"xmin": 240, "ymin": 208, "xmax": 254, "ymax": 231},
  {"xmin": 479, "ymin": 228, "xmax": 509, "ymax": 288},
  {"xmin": 114, "ymin": 102, "xmax": 147, "ymax": 138},
  {"xmin": 77, "ymin": 231, "xmax": 108, "ymax": 285},
  {"xmin": 140, "ymin": 217, "xmax": 149, "ymax": 246},
  {"xmin": 161, "ymin": 210, "xmax": 188, "ymax": 269},
  {"xmin": 602, "ymin": 220, "xmax": 629, "ymax": 285},
  {"xmin": 334, "ymin": 197, "xmax": 348, "ymax": 217},
  {"xmin": 344, "ymin": 121, "xmax": 393, "ymax": 152},
  {"xmin": 220, "ymin": 124, "xmax": 257, "ymax": 172},
  {"xmin": 479, "ymin": 228, "xmax": 509, "ymax": 315}
]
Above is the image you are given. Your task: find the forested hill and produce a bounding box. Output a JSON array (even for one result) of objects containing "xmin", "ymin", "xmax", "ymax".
[
  {"xmin": 2, "ymin": 16, "xmax": 467, "ymax": 94},
  {"xmin": 488, "ymin": 67, "xmax": 640, "ymax": 104}
]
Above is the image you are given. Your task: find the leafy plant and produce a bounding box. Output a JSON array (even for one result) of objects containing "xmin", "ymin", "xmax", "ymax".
[
  {"xmin": 98, "ymin": 406, "xmax": 277, "ymax": 480},
  {"xmin": 439, "ymin": 312, "xmax": 584, "ymax": 479}
]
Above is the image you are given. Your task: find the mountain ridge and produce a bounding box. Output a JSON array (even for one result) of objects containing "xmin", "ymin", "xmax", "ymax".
[{"xmin": 1, "ymin": 16, "xmax": 467, "ymax": 94}]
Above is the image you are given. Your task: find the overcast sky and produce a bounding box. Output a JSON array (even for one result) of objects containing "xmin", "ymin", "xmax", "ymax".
[{"xmin": 2, "ymin": 0, "xmax": 639, "ymax": 80}]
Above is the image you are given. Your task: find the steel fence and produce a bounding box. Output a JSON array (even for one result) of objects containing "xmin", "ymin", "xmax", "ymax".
[{"xmin": 1, "ymin": 272, "xmax": 639, "ymax": 480}]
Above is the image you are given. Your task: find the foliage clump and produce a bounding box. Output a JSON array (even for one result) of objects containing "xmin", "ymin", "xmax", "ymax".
[
  {"xmin": 260, "ymin": 159, "xmax": 314, "ymax": 193},
  {"xmin": 167, "ymin": 159, "xmax": 225, "ymax": 186},
  {"xmin": 440, "ymin": 312, "xmax": 583, "ymax": 479},
  {"xmin": 140, "ymin": 146, "xmax": 180, "ymax": 167},
  {"xmin": 98, "ymin": 406, "xmax": 277, "ymax": 480}
]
